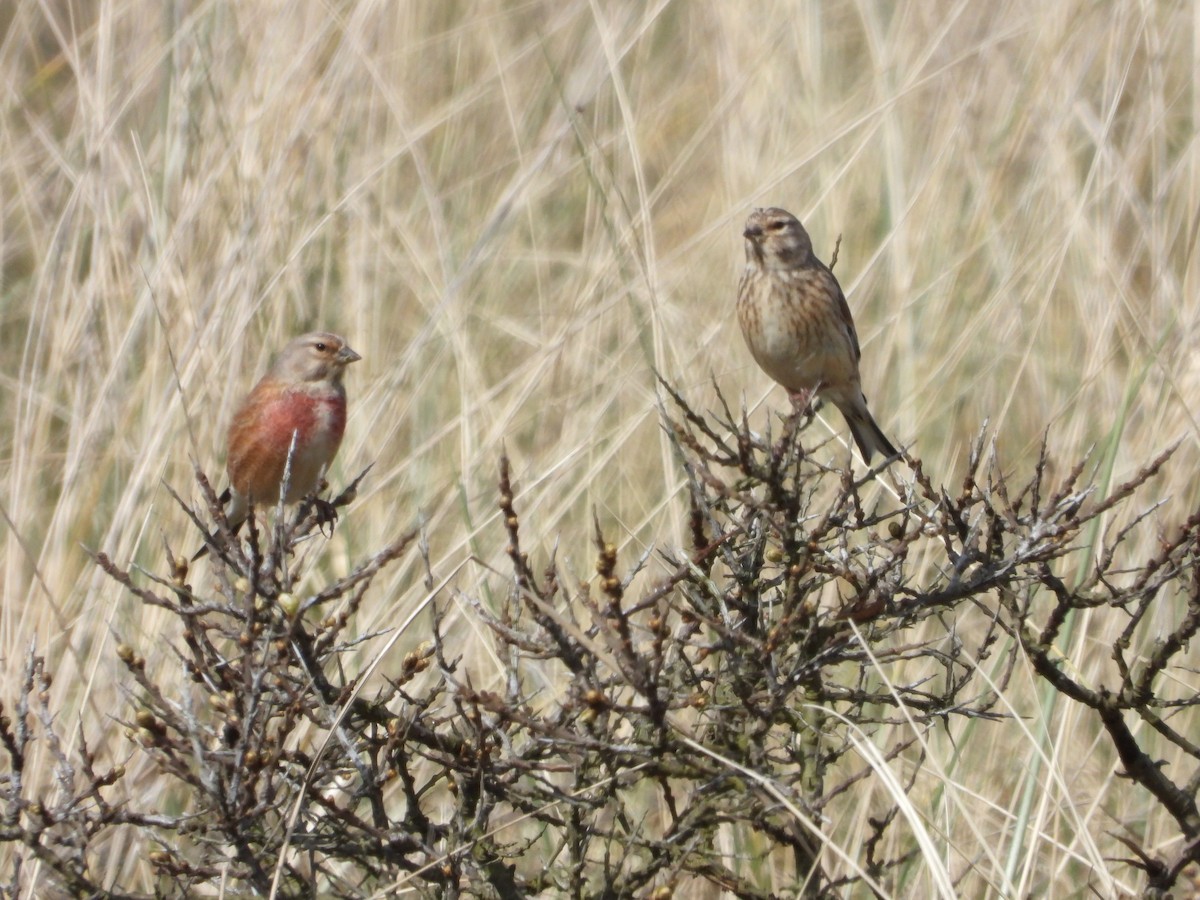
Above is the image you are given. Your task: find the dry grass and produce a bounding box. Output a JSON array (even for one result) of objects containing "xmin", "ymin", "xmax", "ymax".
[{"xmin": 2, "ymin": 1, "xmax": 1198, "ymax": 896}]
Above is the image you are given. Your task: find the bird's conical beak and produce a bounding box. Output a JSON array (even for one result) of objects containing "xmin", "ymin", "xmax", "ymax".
[{"xmin": 338, "ymin": 346, "xmax": 362, "ymax": 365}]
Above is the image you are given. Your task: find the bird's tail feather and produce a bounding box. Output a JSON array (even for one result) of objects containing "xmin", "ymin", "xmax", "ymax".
[
  {"xmin": 844, "ymin": 405, "xmax": 899, "ymax": 464},
  {"xmin": 192, "ymin": 487, "xmax": 244, "ymax": 560}
]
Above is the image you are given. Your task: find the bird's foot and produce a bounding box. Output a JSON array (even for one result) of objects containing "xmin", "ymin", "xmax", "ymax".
[
  {"xmin": 787, "ymin": 387, "xmax": 824, "ymax": 415},
  {"xmin": 787, "ymin": 388, "xmax": 811, "ymax": 412},
  {"xmin": 312, "ymin": 496, "xmax": 339, "ymax": 538}
]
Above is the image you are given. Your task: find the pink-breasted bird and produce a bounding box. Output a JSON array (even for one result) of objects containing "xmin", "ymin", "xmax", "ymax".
[{"xmin": 195, "ymin": 331, "xmax": 361, "ymax": 559}]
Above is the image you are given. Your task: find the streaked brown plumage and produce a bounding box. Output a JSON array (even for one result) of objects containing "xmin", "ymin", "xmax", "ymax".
[{"xmin": 737, "ymin": 207, "xmax": 897, "ymax": 462}]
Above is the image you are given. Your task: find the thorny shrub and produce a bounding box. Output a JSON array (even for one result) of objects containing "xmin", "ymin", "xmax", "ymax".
[{"xmin": 1, "ymin": 381, "xmax": 1198, "ymax": 897}]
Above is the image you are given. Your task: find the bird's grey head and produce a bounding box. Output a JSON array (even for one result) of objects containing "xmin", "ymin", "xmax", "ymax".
[
  {"xmin": 742, "ymin": 207, "xmax": 815, "ymax": 270},
  {"xmin": 271, "ymin": 332, "xmax": 362, "ymax": 384}
]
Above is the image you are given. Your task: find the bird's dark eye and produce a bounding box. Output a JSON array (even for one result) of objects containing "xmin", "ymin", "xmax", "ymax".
[
  {"xmin": 314, "ymin": 342, "xmax": 327, "ymax": 352},
  {"xmin": 767, "ymin": 221, "xmax": 785, "ymax": 231}
]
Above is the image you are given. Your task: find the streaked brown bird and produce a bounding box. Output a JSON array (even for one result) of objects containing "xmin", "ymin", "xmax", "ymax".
[
  {"xmin": 194, "ymin": 331, "xmax": 361, "ymax": 559},
  {"xmin": 736, "ymin": 207, "xmax": 897, "ymax": 462}
]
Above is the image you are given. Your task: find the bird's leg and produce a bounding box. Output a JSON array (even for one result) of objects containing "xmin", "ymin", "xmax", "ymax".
[
  {"xmin": 313, "ymin": 498, "xmax": 339, "ymax": 537},
  {"xmin": 783, "ymin": 384, "xmax": 823, "ymax": 458},
  {"xmin": 309, "ymin": 476, "xmax": 339, "ymax": 538},
  {"xmin": 787, "ymin": 386, "xmax": 818, "ymax": 413}
]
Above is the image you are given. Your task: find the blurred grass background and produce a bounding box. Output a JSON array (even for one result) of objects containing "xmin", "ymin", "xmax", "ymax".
[{"xmin": 2, "ymin": 1, "xmax": 1198, "ymax": 894}]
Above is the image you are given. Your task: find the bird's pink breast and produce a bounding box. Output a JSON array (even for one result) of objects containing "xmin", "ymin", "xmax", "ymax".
[
  {"xmin": 262, "ymin": 391, "xmax": 345, "ymax": 446},
  {"xmin": 228, "ymin": 383, "xmax": 347, "ymax": 503}
]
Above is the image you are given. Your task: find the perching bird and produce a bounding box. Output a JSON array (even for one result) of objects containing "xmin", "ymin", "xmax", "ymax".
[
  {"xmin": 194, "ymin": 331, "xmax": 361, "ymax": 559},
  {"xmin": 736, "ymin": 207, "xmax": 897, "ymax": 462}
]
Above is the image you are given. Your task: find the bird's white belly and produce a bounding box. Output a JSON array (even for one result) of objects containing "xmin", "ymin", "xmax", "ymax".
[{"xmin": 751, "ymin": 325, "xmax": 845, "ymax": 393}]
